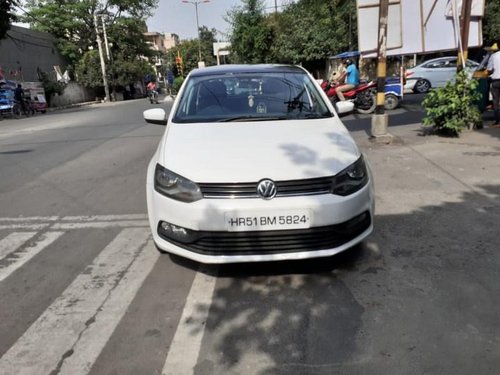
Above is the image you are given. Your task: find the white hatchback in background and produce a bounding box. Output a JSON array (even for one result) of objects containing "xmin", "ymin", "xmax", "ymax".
[{"xmin": 144, "ymin": 64, "xmax": 374, "ymax": 264}]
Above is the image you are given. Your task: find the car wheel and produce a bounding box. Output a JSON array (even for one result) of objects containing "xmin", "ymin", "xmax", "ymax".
[
  {"xmin": 413, "ymin": 79, "xmax": 431, "ymax": 93},
  {"xmin": 384, "ymin": 94, "xmax": 399, "ymax": 110}
]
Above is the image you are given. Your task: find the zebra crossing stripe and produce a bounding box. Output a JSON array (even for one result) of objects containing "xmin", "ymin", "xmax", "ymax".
[
  {"xmin": 162, "ymin": 267, "xmax": 217, "ymax": 375},
  {"xmin": 58, "ymin": 239, "xmax": 159, "ymax": 374},
  {"xmin": 52, "ymin": 220, "xmax": 148, "ymax": 230},
  {"xmin": 0, "ymin": 232, "xmax": 38, "ymax": 261},
  {"xmin": 0, "ymin": 231, "xmax": 64, "ymax": 283},
  {"xmin": 0, "ymin": 228, "xmax": 152, "ymax": 375}
]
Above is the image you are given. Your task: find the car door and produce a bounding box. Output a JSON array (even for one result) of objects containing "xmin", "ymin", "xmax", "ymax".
[{"xmin": 427, "ymin": 58, "xmax": 457, "ymax": 87}]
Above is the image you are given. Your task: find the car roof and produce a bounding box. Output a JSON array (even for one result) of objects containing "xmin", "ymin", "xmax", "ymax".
[
  {"xmin": 413, "ymin": 56, "xmax": 479, "ymax": 67},
  {"xmin": 188, "ymin": 64, "xmax": 307, "ymax": 78}
]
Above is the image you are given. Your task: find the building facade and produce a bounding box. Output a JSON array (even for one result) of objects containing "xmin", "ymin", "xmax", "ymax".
[
  {"xmin": 143, "ymin": 31, "xmax": 179, "ymax": 52},
  {"xmin": 0, "ymin": 26, "xmax": 67, "ymax": 82}
]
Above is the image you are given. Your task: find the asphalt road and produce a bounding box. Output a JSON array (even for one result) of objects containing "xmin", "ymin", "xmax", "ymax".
[{"xmin": 0, "ymin": 96, "xmax": 499, "ymax": 375}]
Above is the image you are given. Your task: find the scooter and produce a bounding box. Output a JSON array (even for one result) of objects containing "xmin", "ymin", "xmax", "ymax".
[{"xmin": 321, "ymin": 80, "xmax": 377, "ymax": 114}]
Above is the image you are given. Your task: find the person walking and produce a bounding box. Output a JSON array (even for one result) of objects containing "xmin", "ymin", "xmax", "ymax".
[{"xmin": 487, "ymin": 39, "xmax": 500, "ymax": 127}]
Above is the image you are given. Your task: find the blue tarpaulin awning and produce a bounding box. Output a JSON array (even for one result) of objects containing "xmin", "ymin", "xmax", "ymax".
[{"xmin": 329, "ymin": 51, "xmax": 360, "ymax": 59}]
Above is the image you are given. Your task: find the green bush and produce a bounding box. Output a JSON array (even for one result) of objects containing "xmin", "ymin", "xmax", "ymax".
[
  {"xmin": 422, "ymin": 70, "xmax": 482, "ymax": 136},
  {"xmin": 172, "ymin": 76, "xmax": 184, "ymax": 95}
]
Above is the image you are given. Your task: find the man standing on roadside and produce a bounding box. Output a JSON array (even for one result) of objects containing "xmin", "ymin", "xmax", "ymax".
[{"xmin": 487, "ymin": 39, "xmax": 500, "ymax": 127}]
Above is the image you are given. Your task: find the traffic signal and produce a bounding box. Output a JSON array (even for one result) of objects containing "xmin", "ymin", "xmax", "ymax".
[{"xmin": 175, "ymin": 56, "xmax": 184, "ymax": 77}]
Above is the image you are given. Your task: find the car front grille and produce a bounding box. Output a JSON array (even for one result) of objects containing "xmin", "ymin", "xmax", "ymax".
[
  {"xmin": 198, "ymin": 176, "xmax": 334, "ymax": 199},
  {"xmin": 158, "ymin": 211, "xmax": 370, "ymax": 256}
]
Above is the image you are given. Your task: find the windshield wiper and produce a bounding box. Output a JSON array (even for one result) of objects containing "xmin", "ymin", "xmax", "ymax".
[{"xmin": 218, "ymin": 116, "xmax": 288, "ymax": 122}]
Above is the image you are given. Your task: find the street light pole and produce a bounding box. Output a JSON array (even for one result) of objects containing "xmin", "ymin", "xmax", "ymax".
[{"xmin": 182, "ymin": 0, "xmax": 210, "ymax": 62}]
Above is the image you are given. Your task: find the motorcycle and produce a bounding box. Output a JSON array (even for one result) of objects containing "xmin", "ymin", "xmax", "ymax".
[
  {"xmin": 321, "ymin": 80, "xmax": 377, "ymax": 114},
  {"xmin": 147, "ymin": 89, "xmax": 159, "ymax": 104}
]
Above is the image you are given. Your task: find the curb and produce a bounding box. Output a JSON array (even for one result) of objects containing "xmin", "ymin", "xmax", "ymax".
[{"xmin": 46, "ymin": 101, "xmax": 100, "ymax": 112}]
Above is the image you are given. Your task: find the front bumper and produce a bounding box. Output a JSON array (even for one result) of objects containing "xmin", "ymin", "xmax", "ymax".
[{"xmin": 147, "ymin": 172, "xmax": 374, "ymax": 264}]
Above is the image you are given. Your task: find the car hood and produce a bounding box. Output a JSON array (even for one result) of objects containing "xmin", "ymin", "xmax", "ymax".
[{"xmin": 159, "ymin": 118, "xmax": 360, "ymax": 183}]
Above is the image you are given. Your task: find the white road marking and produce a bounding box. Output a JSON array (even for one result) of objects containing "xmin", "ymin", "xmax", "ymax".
[
  {"xmin": 0, "ymin": 232, "xmax": 38, "ymax": 260},
  {"xmin": 0, "ymin": 231, "xmax": 63, "ymax": 283},
  {"xmin": 0, "ymin": 216, "xmax": 59, "ymax": 222},
  {"xmin": 52, "ymin": 220, "xmax": 148, "ymax": 230},
  {"xmin": 60, "ymin": 214, "xmax": 148, "ymax": 222},
  {"xmin": 0, "ymin": 215, "xmax": 148, "ymax": 230},
  {"xmin": 0, "ymin": 228, "xmax": 151, "ymax": 375},
  {"xmin": 162, "ymin": 267, "xmax": 217, "ymax": 375},
  {"xmin": 58, "ymin": 239, "xmax": 159, "ymax": 374},
  {"xmin": 0, "ymin": 224, "xmax": 50, "ymax": 230}
]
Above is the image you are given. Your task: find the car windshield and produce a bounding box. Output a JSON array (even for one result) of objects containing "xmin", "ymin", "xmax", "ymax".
[{"xmin": 172, "ymin": 70, "xmax": 333, "ymax": 123}]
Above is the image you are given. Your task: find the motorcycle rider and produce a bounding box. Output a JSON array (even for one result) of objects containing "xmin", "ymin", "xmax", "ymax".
[
  {"xmin": 336, "ymin": 59, "xmax": 360, "ymax": 101},
  {"xmin": 146, "ymin": 80, "xmax": 157, "ymax": 98}
]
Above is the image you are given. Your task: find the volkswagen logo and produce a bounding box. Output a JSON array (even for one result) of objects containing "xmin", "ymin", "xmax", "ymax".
[{"xmin": 257, "ymin": 179, "xmax": 277, "ymax": 200}]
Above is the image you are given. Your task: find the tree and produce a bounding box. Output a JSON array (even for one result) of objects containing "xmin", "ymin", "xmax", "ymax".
[
  {"xmin": 0, "ymin": 0, "xmax": 18, "ymax": 39},
  {"xmin": 483, "ymin": 0, "xmax": 500, "ymax": 47},
  {"xmin": 226, "ymin": 0, "xmax": 357, "ymax": 65},
  {"xmin": 199, "ymin": 26, "xmax": 217, "ymax": 66},
  {"xmin": 24, "ymin": 0, "xmax": 157, "ymax": 87},
  {"xmin": 226, "ymin": 0, "xmax": 272, "ymax": 63},
  {"xmin": 270, "ymin": 0, "xmax": 356, "ymax": 64}
]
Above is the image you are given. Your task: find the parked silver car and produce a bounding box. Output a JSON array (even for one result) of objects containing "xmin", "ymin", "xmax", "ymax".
[{"xmin": 405, "ymin": 56, "xmax": 479, "ymax": 93}]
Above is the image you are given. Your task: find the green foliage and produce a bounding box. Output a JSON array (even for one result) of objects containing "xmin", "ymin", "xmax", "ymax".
[
  {"xmin": 422, "ymin": 71, "xmax": 482, "ymax": 136},
  {"xmin": 270, "ymin": 0, "xmax": 356, "ymax": 63},
  {"xmin": 227, "ymin": 0, "xmax": 271, "ymax": 63},
  {"xmin": 226, "ymin": 0, "xmax": 357, "ymax": 64},
  {"xmin": 75, "ymin": 50, "xmax": 154, "ymax": 88},
  {"xmin": 74, "ymin": 50, "xmax": 103, "ymax": 88},
  {"xmin": 168, "ymin": 28, "xmax": 217, "ymax": 77},
  {"xmin": 0, "ymin": 0, "xmax": 17, "ymax": 39},
  {"xmin": 198, "ymin": 26, "xmax": 217, "ymax": 66},
  {"xmin": 172, "ymin": 76, "xmax": 184, "ymax": 94},
  {"xmin": 483, "ymin": 0, "xmax": 500, "ymax": 46},
  {"xmin": 38, "ymin": 71, "xmax": 65, "ymax": 107},
  {"xmin": 24, "ymin": 0, "xmax": 158, "ymax": 87}
]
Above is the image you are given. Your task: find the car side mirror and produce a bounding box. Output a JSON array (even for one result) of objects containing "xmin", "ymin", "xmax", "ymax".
[
  {"xmin": 143, "ymin": 108, "xmax": 167, "ymax": 126},
  {"xmin": 335, "ymin": 101, "xmax": 354, "ymax": 115}
]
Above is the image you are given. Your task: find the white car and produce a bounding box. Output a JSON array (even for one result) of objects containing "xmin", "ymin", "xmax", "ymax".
[
  {"xmin": 144, "ymin": 65, "xmax": 374, "ymax": 264},
  {"xmin": 405, "ymin": 56, "xmax": 480, "ymax": 93}
]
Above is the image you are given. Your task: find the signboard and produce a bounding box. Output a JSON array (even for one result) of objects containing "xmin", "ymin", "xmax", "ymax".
[
  {"xmin": 213, "ymin": 42, "xmax": 231, "ymax": 57},
  {"xmin": 357, "ymin": 0, "xmax": 485, "ymax": 56}
]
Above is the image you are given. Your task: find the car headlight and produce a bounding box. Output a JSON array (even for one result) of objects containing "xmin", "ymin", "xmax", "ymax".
[
  {"xmin": 331, "ymin": 155, "xmax": 369, "ymax": 196},
  {"xmin": 154, "ymin": 164, "xmax": 202, "ymax": 203}
]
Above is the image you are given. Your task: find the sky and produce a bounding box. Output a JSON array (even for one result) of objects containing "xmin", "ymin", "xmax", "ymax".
[{"xmin": 146, "ymin": 0, "xmax": 289, "ymax": 41}]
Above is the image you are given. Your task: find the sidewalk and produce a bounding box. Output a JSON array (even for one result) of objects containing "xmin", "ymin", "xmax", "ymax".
[
  {"xmin": 341, "ymin": 122, "xmax": 500, "ymax": 373},
  {"xmin": 353, "ymin": 122, "xmax": 500, "ymax": 215}
]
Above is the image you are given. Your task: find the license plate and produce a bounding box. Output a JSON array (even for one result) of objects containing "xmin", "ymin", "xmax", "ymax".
[{"xmin": 225, "ymin": 210, "xmax": 311, "ymax": 232}]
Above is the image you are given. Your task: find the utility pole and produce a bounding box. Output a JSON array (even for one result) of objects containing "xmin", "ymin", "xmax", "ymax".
[
  {"xmin": 93, "ymin": 12, "xmax": 111, "ymax": 102},
  {"xmin": 275, "ymin": 0, "xmax": 278, "ymax": 13},
  {"xmin": 182, "ymin": 0, "xmax": 210, "ymax": 63},
  {"xmin": 370, "ymin": 0, "xmax": 392, "ymax": 142},
  {"xmin": 457, "ymin": 0, "xmax": 472, "ymax": 71}
]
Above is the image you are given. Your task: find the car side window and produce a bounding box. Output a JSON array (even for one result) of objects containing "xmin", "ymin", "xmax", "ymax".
[
  {"xmin": 424, "ymin": 61, "xmax": 444, "ymax": 68},
  {"xmin": 447, "ymin": 60, "xmax": 457, "ymax": 67}
]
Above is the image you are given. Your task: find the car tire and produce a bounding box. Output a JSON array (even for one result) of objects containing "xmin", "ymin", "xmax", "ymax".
[
  {"xmin": 384, "ymin": 93, "xmax": 399, "ymax": 110},
  {"xmin": 413, "ymin": 79, "xmax": 431, "ymax": 93}
]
